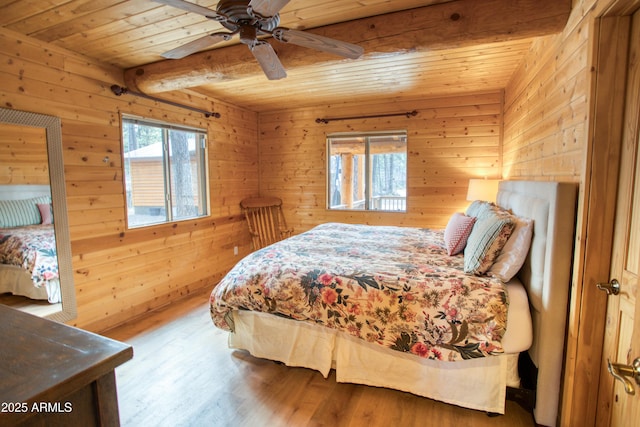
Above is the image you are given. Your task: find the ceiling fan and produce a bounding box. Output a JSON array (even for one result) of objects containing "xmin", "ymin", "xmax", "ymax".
[{"xmin": 154, "ymin": 0, "xmax": 365, "ymax": 80}]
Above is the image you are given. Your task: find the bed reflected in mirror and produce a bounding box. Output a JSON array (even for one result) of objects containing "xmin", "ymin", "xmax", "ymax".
[{"xmin": 0, "ymin": 108, "xmax": 76, "ymax": 323}]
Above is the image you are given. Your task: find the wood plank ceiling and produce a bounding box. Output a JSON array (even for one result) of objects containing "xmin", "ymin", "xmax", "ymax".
[{"xmin": 0, "ymin": 0, "xmax": 571, "ymax": 112}]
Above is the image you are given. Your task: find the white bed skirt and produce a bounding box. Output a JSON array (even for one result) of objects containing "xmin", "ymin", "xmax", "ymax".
[
  {"xmin": 0, "ymin": 265, "xmax": 61, "ymax": 303},
  {"xmin": 229, "ymin": 309, "xmax": 520, "ymax": 414}
]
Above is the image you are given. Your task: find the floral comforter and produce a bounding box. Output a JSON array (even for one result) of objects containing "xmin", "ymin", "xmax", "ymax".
[
  {"xmin": 210, "ymin": 223, "xmax": 508, "ymax": 361},
  {"xmin": 0, "ymin": 224, "xmax": 58, "ymax": 288}
]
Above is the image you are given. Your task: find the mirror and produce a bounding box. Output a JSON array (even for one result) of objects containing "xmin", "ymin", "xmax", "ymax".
[{"xmin": 0, "ymin": 107, "xmax": 77, "ymax": 322}]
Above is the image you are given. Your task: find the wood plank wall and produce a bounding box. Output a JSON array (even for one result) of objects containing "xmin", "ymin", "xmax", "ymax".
[
  {"xmin": 503, "ymin": 0, "xmax": 592, "ymax": 182},
  {"xmin": 258, "ymin": 92, "xmax": 503, "ymax": 233},
  {"xmin": 0, "ymin": 123, "xmax": 49, "ymax": 185},
  {"xmin": 0, "ymin": 27, "xmax": 259, "ymax": 332},
  {"xmin": 503, "ymin": 0, "xmax": 603, "ymax": 425}
]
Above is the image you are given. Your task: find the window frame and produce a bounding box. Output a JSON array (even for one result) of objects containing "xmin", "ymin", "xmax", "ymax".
[
  {"xmin": 326, "ymin": 130, "xmax": 408, "ymax": 212},
  {"xmin": 121, "ymin": 114, "xmax": 210, "ymax": 228}
]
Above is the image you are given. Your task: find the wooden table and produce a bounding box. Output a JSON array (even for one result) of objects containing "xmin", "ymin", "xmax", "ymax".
[{"xmin": 0, "ymin": 305, "xmax": 133, "ymax": 426}]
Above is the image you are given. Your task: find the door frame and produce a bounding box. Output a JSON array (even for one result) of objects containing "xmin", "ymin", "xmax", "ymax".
[{"xmin": 560, "ymin": 0, "xmax": 639, "ymax": 425}]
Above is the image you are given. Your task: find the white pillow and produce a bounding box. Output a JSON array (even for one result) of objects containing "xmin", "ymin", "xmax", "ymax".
[{"xmin": 488, "ymin": 216, "xmax": 534, "ymax": 282}]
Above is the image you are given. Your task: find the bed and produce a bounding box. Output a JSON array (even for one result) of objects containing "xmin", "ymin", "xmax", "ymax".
[
  {"xmin": 209, "ymin": 180, "xmax": 576, "ymax": 427},
  {"xmin": 0, "ymin": 185, "xmax": 61, "ymax": 303}
]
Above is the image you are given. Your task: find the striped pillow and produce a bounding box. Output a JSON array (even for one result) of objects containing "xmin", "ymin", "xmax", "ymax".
[
  {"xmin": 464, "ymin": 211, "xmax": 515, "ymax": 275},
  {"xmin": 0, "ymin": 196, "xmax": 51, "ymax": 228}
]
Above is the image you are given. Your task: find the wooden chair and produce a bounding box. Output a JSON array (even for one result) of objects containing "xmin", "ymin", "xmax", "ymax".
[{"xmin": 240, "ymin": 197, "xmax": 293, "ymax": 250}]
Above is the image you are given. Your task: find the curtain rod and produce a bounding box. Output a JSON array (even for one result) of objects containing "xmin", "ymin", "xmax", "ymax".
[
  {"xmin": 315, "ymin": 110, "xmax": 418, "ymax": 124},
  {"xmin": 110, "ymin": 85, "xmax": 221, "ymax": 119}
]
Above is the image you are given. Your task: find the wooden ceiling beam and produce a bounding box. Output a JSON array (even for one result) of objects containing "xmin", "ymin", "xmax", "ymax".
[{"xmin": 123, "ymin": 0, "xmax": 571, "ymax": 94}]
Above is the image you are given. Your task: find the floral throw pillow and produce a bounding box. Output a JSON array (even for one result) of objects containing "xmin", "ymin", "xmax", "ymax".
[
  {"xmin": 488, "ymin": 216, "xmax": 533, "ymax": 281},
  {"xmin": 464, "ymin": 211, "xmax": 515, "ymax": 275}
]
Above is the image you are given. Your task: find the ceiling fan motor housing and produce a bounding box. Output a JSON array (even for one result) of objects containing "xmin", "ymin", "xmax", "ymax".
[
  {"xmin": 239, "ymin": 25, "xmax": 257, "ymax": 46},
  {"xmin": 216, "ymin": 0, "xmax": 281, "ymax": 33}
]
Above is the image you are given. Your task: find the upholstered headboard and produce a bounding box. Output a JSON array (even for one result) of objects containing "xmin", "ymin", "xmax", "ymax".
[{"xmin": 496, "ymin": 180, "xmax": 577, "ymax": 427}]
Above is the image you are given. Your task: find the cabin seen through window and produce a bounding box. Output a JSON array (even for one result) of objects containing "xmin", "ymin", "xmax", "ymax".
[{"xmin": 121, "ymin": 116, "xmax": 209, "ymax": 228}]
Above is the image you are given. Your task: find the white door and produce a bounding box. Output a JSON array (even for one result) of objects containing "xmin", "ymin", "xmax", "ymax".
[{"xmin": 596, "ymin": 9, "xmax": 640, "ymax": 426}]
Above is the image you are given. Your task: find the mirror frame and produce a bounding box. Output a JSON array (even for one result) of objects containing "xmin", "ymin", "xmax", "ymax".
[{"xmin": 0, "ymin": 107, "xmax": 77, "ymax": 322}]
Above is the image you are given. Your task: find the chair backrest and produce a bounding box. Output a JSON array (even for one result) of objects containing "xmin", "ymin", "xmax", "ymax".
[{"xmin": 240, "ymin": 197, "xmax": 292, "ymax": 250}]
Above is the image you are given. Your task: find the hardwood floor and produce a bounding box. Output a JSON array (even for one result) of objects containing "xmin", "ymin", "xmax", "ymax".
[
  {"xmin": 104, "ymin": 290, "xmax": 535, "ymax": 427},
  {"xmin": 0, "ymin": 293, "xmax": 61, "ymax": 318}
]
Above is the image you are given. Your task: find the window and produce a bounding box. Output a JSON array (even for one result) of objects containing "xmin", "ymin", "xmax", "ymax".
[
  {"xmin": 122, "ymin": 116, "xmax": 209, "ymax": 228},
  {"xmin": 327, "ymin": 131, "xmax": 407, "ymax": 211}
]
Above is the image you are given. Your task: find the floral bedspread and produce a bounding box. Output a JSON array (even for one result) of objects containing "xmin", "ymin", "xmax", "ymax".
[
  {"xmin": 210, "ymin": 223, "xmax": 508, "ymax": 361},
  {"xmin": 0, "ymin": 224, "xmax": 58, "ymax": 288}
]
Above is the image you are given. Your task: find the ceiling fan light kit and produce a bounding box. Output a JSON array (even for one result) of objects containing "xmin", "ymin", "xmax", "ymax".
[{"xmin": 154, "ymin": 0, "xmax": 364, "ymax": 80}]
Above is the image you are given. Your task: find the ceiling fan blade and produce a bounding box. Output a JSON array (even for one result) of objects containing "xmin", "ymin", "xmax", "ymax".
[
  {"xmin": 248, "ymin": 0, "xmax": 291, "ymax": 18},
  {"xmin": 273, "ymin": 29, "xmax": 364, "ymax": 59},
  {"xmin": 161, "ymin": 33, "xmax": 232, "ymax": 59},
  {"xmin": 250, "ymin": 42, "xmax": 287, "ymax": 80},
  {"xmin": 153, "ymin": 0, "xmax": 220, "ymax": 19}
]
